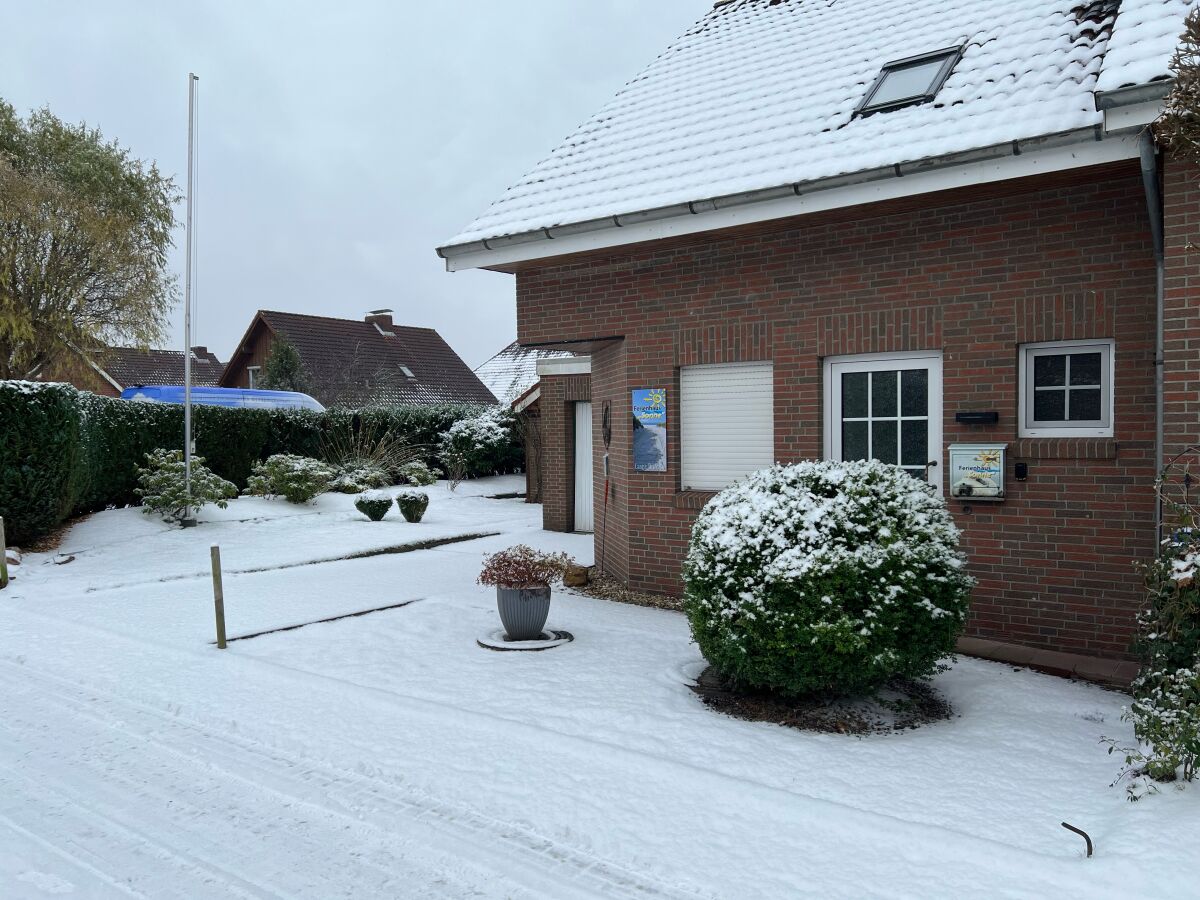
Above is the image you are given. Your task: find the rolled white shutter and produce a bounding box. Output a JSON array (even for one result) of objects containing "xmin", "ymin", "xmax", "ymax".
[{"xmin": 680, "ymin": 361, "xmax": 774, "ymax": 491}]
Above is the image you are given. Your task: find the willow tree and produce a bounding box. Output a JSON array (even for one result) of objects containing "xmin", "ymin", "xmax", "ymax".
[{"xmin": 0, "ymin": 100, "xmax": 179, "ymax": 380}]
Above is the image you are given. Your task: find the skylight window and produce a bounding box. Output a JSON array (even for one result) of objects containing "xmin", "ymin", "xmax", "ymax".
[
  {"xmin": 400, "ymin": 365, "xmax": 415, "ymax": 378},
  {"xmin": 855, "ymin": 47, "xmax": 962, "ymax": 117}
]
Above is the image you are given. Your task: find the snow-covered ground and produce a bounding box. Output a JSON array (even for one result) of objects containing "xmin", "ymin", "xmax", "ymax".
[{"xmin": 2, "ymin": 476, "xmax": 1197, "ymax": 899}]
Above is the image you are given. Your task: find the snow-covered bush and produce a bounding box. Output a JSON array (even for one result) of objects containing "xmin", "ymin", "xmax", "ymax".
[
  {"xmin": 354, "ymin": 491, "xmax": 392, "ymax": 522},
  {"xmin": 395, "ymin": 489, "xmax": 429, "ymax": 523},
  {"xmin": 437, "ymin": 407, "xmax": 514, "ymax": 489},
  {"xmin": 1113, "ymin": 462, "xmax": 1200, "ymax": 793},
  {"xmin": 329, "ymin": 464, "xmax": 392, "ymax": 494},
  {"xmin": 135, "ymin": 449, "xmax": 237, "ymax": 524},
  {"xmin": 397, "ymin": 460, "xmax": 439, "ymax": 486},
  {"xmin": 244, "ymin": 454, "xmax": 334, "ymax": 504},
  {"xmin": 683, "ymin": 460, "xmax": 974, "ymax": 697}
]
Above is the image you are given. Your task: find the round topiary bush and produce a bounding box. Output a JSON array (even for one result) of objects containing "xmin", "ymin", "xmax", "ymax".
[
  {"xmin": 395, "ymin": 489, "xmax": 429, "ymax": 523},
  {"xmin": 354, "ymin": 491, "xmax": 392, "ymax": 522},
  {"xmin": 683, "ymin": 460, "xmax": 973, "ymax": 698}
]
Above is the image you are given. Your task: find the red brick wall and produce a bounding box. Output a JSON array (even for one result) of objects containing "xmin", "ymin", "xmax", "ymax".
[
  {"xmin": 1164, "ymin": 156, "xmax": 1200, "ymax": 464},
  {"xmin": 520, "ymin": 166, "xmax": 1162, "ymax": 659}
]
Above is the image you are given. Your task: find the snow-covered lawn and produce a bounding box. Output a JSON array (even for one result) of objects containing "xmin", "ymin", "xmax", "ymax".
[{"xmin": 2, "ymin": 476, "xmax": 1197, "ymax": 899}]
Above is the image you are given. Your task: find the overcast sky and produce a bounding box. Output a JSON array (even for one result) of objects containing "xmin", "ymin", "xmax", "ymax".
[{"xmin": 1, "ymin": 1, "xmax": 700, "ymax": 368}]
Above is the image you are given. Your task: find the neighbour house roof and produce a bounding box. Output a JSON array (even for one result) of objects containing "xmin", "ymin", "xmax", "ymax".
[
  {"xmin": 223, "ymin": 310, "xmax": 496, "ymax": 407},
  {"xmin": 97, "ymin": 346, "xmax": 225, "ymax": 389},
  {"xmin": 440, "ymin": 0, "xmax": 1197, "ymax": 266},
  {"xmin": 473, "ymin": 341, "xmax": 574, "ymax": 405}
]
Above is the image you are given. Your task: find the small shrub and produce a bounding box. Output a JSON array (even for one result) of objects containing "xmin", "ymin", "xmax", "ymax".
[
  {"xmin": 245, "ymin": 454, "xmax": 334, "ymax": 504},
  {"xmin": 437, "ymin": 407, "xmax": 514, "ymax": 489},
  {"xmin": 478, "ymin": 544, "xmax": 573, "ymax": 589},
  {"xmin": 354, "ymin": 491, "xmax": 392, "ymax": 522},
  {"xmin": 1109, "ymin": 458, "xmax": 1200, "ymax": 796},
  {"xmin": 397, "ymin": 460, "xmax": 439, "ymax": 486},
  {"xmin": 135, "ymin": 448, "xmax": 237, "ymax": 524},
  {"xmin": 683, "ymin": 460, "xmax": 974, "ymax": 698},
  {"xmin": 395, "ymin": 489, "xmax": 430, "ymax": 523},
  {"xmin": 330, "ymin": 464, "xmax": 392, "ymax": 494}
]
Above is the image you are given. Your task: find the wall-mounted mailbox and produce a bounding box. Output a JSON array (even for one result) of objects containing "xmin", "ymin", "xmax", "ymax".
[
  {"xmin": 949, "ymin": 443, "xmax": 1007, "ymax": 500},
  {"xmin": 955, "ymin": 411, "xmax": 1000, "ymax": 425}
]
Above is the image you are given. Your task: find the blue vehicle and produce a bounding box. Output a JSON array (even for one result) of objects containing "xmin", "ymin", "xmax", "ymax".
[{"xmin": 120, "ymin": 385, "xmax": 325, "ymax": 412}]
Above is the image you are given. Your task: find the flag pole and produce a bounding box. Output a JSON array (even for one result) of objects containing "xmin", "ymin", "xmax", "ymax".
[{"xmin": 182, "ymin": 72, "xmax": 199, "ymax": 528}]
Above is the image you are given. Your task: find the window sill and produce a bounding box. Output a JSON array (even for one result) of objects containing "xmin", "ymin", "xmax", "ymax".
[
  {"xmin": 674, "ymin": 490, "xmax": 718, "ymax": 509},
  {"xmin": 1013, "ymin": 438, "xmax": 1118, "ymax": 461}
]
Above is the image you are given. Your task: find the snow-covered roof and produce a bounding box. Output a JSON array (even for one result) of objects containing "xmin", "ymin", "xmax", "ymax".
[
  {"xmin": 473, "ymin": 341, "xmax": 573, "ymax": 405},
  {"xmin": 1099, "ymin": 0, "xmax": 1196, "ymax": 91},
  {"xmin": 444, "ymin": 0, "xmax": 1194, "ymax": 253}
]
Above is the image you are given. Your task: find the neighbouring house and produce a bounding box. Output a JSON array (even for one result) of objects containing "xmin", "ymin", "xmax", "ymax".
[
  {"xmin": 32, "ymin": 346, "xmax": 224, "ymax": 397},
  {"xmin": 220, "ymin": 309, "xmax": 496, "ymax": 408},
  {"xmin": 437, "ymin": 0, "xmax": 1200, "ymax": 671},
  {"xmin": 474, "ymin": 341, "xmax": 575, "ymax": 503}
]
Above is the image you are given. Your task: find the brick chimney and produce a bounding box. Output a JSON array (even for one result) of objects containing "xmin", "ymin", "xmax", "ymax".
[
  {"xmin": 190, "ymin": 346, "xmax": 209, "ymax": 359},
  {"xmin": 365, "ymin": 309, "xmax": 394, "ymax": 331}
]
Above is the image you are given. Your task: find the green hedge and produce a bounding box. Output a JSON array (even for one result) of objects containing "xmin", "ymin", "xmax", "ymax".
[
  {"xmin": 0, "ymin": 382, "xmax": 518, "ymax": 544},
  {"xmin": 0, "ymin": 383, "xmax": 83, "ymax": 543}
]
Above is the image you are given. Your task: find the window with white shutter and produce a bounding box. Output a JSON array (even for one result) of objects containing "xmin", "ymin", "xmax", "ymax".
[{"xmin": 679, "ymin": 361, "xmax": 774, "ymax": 491}]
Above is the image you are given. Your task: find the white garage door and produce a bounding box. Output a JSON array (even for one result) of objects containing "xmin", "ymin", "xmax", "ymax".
[
  {"xmin": 574, "ymin": 402, "xmax": 594, "ymax": 532},
  {"xmin": 680, "ymin": 361, "xmax": 774, "ymax": 491}
]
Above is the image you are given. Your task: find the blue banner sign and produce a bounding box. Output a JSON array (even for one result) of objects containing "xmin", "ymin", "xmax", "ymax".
[{"xmin": 632, "ymin": 389, "xmax": 667, "ymax": 472}]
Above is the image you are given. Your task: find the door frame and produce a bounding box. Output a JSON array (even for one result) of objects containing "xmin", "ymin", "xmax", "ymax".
[
  {"xmin": 573, "ymin": 401, "xmax": 594, "ymax": 533},
  {"xmin": 822, "ymin": 350, "xmax": 944, "ymax": 493}
]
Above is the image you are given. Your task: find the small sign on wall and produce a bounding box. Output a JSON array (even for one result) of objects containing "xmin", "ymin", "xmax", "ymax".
[
  {"xmin": 632, "ymin": 389, "xmax": 667, "ymax": 472},
  {"xmin": 949, "ymin": 443, "xmax": 1007, "ymax": 500}
]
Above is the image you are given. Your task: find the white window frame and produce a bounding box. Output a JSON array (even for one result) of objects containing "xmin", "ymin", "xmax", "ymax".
[
  {"xmin": 823, "ymin": 350, "xmax": 944, "ymax": 493},
  {"xmin": 679, "ymin": 361, "xmax": 774, "ymax": 491},
  {"xmin": 1018, "ymin": 339, "xmax": 1114, "ymax": 438},
  {"xmin": 247, "ymin": 365, "xmax": 262, "ymax": 389}
]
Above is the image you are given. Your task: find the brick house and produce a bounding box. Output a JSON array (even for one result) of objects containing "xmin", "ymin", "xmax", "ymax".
[
  {"xmin": 220, "ymin": 309, "xmax": 496, "ymax": 408},
  {"xmin": 437, "ymin": 0, "xmax": 1200, "ymax": 667},
  {"xmin": 34, "ymin": 346, "xmax": 224, "ymax": 397}
]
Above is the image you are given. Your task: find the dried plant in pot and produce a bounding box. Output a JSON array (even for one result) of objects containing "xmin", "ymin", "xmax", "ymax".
[{"xmin": 478, "ymin": 545, "xmax": 573, "ymax": 640}]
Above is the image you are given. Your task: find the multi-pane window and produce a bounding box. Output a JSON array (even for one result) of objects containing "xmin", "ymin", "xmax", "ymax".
[
  {"xmin": 839, "ymin": 368, "xmax": 930, "ymax": 481},
  {"xmin": 1019, "ymin": 340, "xmax": 1113, "ymax": 437},
  {"xmin": 824, "ymin": 352, "xmax": 943, "ymax": 491}
]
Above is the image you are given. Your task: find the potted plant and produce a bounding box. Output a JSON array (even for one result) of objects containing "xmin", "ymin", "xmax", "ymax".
[{"xmin": 478, "ymin": 544, "xmax": 573, "ymax": 640}]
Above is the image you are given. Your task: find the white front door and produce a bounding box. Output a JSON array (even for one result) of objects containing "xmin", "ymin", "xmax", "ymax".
[
  {"xmin": 823, "ymin": 351, "xmax": 943, "ymax": 492},
  {"xmin": 574, "ymin": 402, "xmax": 594, "ymax": 532}
]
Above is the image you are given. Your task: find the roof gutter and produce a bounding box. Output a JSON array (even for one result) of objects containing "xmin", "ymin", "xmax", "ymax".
[
  {"xmin": 1095, "ymin": 79, "xmax": 1172, "ymax": 111},
  {"xmin": 439, "ymin": 124, "xmax": 1142, "ymax": 271}
]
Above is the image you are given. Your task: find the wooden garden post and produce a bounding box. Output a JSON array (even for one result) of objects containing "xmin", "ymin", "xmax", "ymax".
[
  {"xmin": 210, "ymin": 545, "xmax": 227, "ymax": 649},
  {"xmin": 0, "ymin": 517, "xmax": 8, "ymax": 590}
]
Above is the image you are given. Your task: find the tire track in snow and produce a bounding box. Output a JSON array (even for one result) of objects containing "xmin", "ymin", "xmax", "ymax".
[
  {"xmin": 5, "ymin": 599, "xmax": 1072, "ymax": 861},
  {"xmin": 0, "ymin": 660, "xmax": 707, "ymax": 900},
  {"xmin": 3, "ymin": 598, "xmax": 1102, "ymax": 897}
]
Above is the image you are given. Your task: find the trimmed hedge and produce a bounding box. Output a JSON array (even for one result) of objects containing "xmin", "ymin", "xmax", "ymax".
[
  {"xmin": 0, "ymin": 383, "xmax": 83, "ymax": 543},
  {"xmin": 0, "ymin": 381, "xmax": 518, "ymax": 544}
]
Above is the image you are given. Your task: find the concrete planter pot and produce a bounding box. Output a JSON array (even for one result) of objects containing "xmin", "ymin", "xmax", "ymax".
[{"xmin": 496, "ymin": 586, "xmax": 552, "ymax": 640}]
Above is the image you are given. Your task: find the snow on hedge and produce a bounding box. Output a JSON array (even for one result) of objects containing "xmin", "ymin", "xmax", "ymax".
[{"xmin": 683, "ymin": 459, "xmax": 974, "ymax": 696}]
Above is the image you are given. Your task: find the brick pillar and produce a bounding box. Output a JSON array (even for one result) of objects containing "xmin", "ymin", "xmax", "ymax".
[
  {"xmin": 537, "ymin": 373, "xmax": 591, "ymax": 533},
  {"xmin": 591, "ymin": 341, "xmax": 630, "ymax": 581}
]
